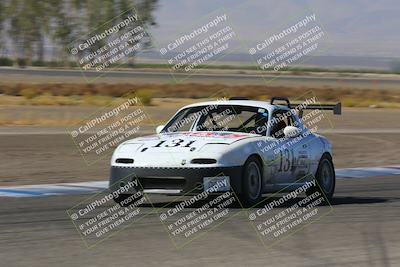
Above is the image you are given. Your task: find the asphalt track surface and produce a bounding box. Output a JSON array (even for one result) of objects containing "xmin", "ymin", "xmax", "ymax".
[
  {"xmin": 1, "ymin": 166, "xmax": 400, "ymax": 197},
  {"xmin": 1, "ymin": 175, "xmax": 400, "ymax": 267},
  {"xmin": 1, "ymin": 67, "xmax": 399, "ymax": 89},
  {"xmin": 1, "ymin": 114, "xmax": 399, "ymax": 266}
]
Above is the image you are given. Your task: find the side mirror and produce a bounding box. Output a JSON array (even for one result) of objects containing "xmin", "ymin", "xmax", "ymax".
[
  {"xmin": 156, "ymin": 125, "xmax": 165, "ymax": 134},
  {"xmin": 283, "ymin": 126, "xmax": 301, "ymax": 138}
]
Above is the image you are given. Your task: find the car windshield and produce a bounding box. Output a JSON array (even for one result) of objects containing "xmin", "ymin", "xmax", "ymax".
[{"xmin": 162, "ymin": 105, "xmax": 269, "ymax": 135}]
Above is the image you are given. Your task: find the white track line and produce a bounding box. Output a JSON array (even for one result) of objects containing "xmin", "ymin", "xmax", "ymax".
[
  {"xmin": 336, "ymin": 166, "xmax": 400, "ymax": 178},
  {"xmin": 0, "ymin": 166, "xmax": 399, "ymax": 198}
]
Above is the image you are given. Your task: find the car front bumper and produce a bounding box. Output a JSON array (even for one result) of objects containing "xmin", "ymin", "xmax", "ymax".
[{"xmin": 109, "ymin": 166, "xmax": 243, "ymax": 195}]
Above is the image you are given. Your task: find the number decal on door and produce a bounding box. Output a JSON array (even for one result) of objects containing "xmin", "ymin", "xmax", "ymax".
[{"xmin": 278, "ymin": 149, "xmax": 294, "ymax": 172}]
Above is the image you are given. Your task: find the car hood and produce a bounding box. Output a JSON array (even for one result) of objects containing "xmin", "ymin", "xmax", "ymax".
[
  {"xmin": 113, "ymin": 131, "xmax": 260, "ymax": 167},
  {"xmin": 115, "ymin": 131, "xmax": 258, "ymax": 153}
]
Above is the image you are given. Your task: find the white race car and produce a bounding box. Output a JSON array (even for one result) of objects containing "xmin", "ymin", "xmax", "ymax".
[{"xmin": 110, "ymin": 97, "xmax": 341, "ymax": 206}]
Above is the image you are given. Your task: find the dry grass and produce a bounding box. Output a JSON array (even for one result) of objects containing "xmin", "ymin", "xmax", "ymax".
[
  {"xmin": 0, "ymin": 82, "xmax": 399, "ymax": 108},
  {"xmin": 0, "ymin": 118, "xmax": 82, "ymax": 126}
]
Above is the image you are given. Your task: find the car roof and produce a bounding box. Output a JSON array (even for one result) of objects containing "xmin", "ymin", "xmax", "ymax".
[{"xmin": 181, "ymin": 99, "xmax": 289, "ymax": 112}]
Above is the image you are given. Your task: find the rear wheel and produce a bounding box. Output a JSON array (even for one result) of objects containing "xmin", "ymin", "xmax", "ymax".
[
  {"xmin": 306, "ymin": 154, "xmax": 335, "ymax": 204},
  {"xmin": 240, "ymin": 156, "xmax": 262, "ymax": 207}
]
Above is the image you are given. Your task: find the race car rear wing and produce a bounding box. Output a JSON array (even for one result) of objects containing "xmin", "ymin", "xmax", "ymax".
[
  {"xmin": 295, "ymin": 102, "xmax": 342, "ymax": 118},
  {"xmin": 270, "ymin": 96, "xmax": 341, "ymax": 117}
]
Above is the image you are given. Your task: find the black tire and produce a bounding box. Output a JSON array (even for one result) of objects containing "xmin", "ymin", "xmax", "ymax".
[
  {"xmin": 306, "ymin": 154, "xmax": 335, "ymax": 204},
  {"xmin": 240, "ymin": 156, "xmax": 263, "ymax": 207}
]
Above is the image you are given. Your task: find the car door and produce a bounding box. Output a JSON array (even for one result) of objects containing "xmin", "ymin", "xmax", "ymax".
[
  {"xmin": 289, "ymin": 114, "xmax": 312, "ymax": 180},
  {"xmin": 267, "ymin": 108, "xmax": 313, "ymax": 184},
  {"xmin": 268, "ymin": 109, "xmax": 295, "ymax": 184}
]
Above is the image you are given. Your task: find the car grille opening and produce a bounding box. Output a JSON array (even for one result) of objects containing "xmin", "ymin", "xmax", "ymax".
[
  {"xmin": 139, "ymin": 177, "xmax": 185, "ymax": 190},
  {"xmin": 191, "ymin": 158, "xmax": 217, "ymax": 164},
  {"xmin": 116, "ymin": 158, "xmax": 134, "ymax": 164}
]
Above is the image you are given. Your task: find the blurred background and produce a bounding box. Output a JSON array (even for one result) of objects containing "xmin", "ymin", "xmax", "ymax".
[{"xmin": 1, "ymin": 2, "xmax": 400, "ymax": 267}]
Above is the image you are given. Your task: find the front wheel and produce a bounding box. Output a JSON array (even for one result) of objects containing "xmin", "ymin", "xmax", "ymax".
[
  {"xmin": 240, "ymin": 156, "xmax": 263, "ymax": 207},
  {"xmin": 306, "ymin": 154, "xmax": 335, "ymax": 204}
]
